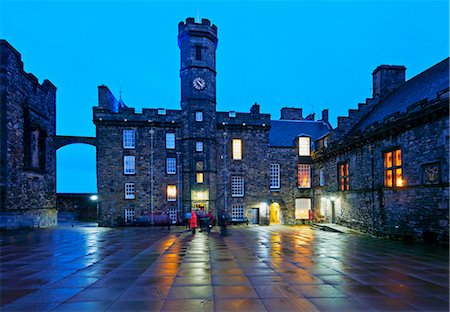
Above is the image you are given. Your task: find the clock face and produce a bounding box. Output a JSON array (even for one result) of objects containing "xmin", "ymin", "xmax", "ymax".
[{"xmin": 192, "ymin": 76, "xmax": 206, "ymax": 90}]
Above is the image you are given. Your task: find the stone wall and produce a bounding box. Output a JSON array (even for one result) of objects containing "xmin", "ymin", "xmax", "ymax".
[
  {"xmin": 56, "ymin": 193, "xmax": 97, "ymax": 221},
  {"xmin": 0, "ymin": 40, "xmax": 57, "ymax": 229}
]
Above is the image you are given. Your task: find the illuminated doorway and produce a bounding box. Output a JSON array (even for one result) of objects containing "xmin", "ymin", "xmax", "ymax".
[{"xmin": 269, "ymin": 202, "xmax": 281, "ymax": 224}]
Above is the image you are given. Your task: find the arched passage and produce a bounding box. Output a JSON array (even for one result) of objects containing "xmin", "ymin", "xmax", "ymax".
[{"xmin": 57, "ymin": 143, "xmax": 97, "ymax": 193}]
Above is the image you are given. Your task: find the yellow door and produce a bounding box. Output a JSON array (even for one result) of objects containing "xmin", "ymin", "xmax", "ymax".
[{"xmin": 269, "ymin": 203, "xmax": 280, "ymax": 224}]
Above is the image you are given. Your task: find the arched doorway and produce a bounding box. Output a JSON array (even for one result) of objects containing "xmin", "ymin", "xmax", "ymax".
[{"xmin": 269, "ymin": 202, "xmax": 281, "ymax": 224}]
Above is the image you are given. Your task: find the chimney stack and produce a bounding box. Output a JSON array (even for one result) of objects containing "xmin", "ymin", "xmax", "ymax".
[
  {"xmin": 280, "ymin": 107, "xmax": 303, "ymax": 120},
  {"xmin": 372, "ymin": 65, "xmax": 406, "ymax": 99},
  {"xmin": 321, "ymin": 109, "xmax": 329, "ymax": 123}
]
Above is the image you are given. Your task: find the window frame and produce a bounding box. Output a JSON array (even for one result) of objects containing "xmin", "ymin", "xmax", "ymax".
[
  {"xmin": 231, "ymin": 176, "xmax": 244, "ymax": 197},
  {"xmin": 123, "ymin": 129, "xmax": 135, "ymax": 149},
  {"xmin": 167, "ymin": 185, "xmax": 177, "ymax": 201},
  {"xmin": 232, "ymin": 138, "xmax": 243, "ymax": 160},
  {"xmin": 269, "ymin": 164, "xmax": 280, "ymax": 189},
  {"xmin": 338, "ymin": 162, "xmax": 349, "ymax": 191},
  {"xmin": 231, "ymin": 205, "xmax": 245, "ymax": 221},
  {"xmin": 383, "ymin": 147, "xmax": 403, "ymax": 188},
  {"xmin": 166, "ymin": 132, "xmax": 175, "ymax": 149},
  {"xmin": 297, "ymin": 164, "xmax": 311, "ymax": 188},
  {"xmin": 166, "ymin": 157, "xmax": 176, "ymax": 175},
  {"xmin": 125, "ymin": 183, "xmax": 135, "ymax": 200},
  {"xmin": 123, "ymin": 155, "xmax": 136, "ymax": 175}
]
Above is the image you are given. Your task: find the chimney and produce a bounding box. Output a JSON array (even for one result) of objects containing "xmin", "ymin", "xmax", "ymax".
[
  {"xmin": 372, "ymin": 65, "xmax": 406, "ymax": 99},
  {"xmin": 280, "ymin": 107, "xmax": 303, "ymax": 120},
  {"xmin": 250, "ymin": 102, "xmax": 260, "ymax": 115},
  {"xmin": 321, "ymin": 109, "xmax": 329, "ymax": 123},
  {"xmin": 98, "ymin": 85, "xmax": 119, "ymax": 112},
  {"xmin": 305, "ymin": 113, "xmax": 315, "ymax": 121}
]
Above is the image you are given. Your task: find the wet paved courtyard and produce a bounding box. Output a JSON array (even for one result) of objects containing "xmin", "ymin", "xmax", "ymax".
[{"xmin": 0, "ymin": 223, "xmax": 448, "ymax": 312}]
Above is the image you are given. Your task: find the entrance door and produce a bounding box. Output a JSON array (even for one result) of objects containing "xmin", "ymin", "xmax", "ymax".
[
  {"xmin": 269, "ymin": 203, "xmax": 281, "ymax": 224},
  {"xmin": 251, "ymin": 208, "xmax": 259, "ymax": 224}
]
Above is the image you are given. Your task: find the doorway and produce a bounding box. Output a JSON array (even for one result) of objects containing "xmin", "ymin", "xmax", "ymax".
[
  {"xmin": 269, "ymin": 202, "xmax": 281, "ymax": 224},
  {"xmin": 251, "ymin": 208, "xmax": 259, "ymax": 224}
]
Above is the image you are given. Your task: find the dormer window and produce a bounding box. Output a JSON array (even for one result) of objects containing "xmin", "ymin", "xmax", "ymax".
[{"xmin": 298, "ymin": 136, "xmax": 311, "ymax": 156}]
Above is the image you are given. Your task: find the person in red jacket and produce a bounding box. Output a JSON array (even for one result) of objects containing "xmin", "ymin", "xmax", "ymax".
[{"xmin": 189, "ymin": 210, "xmax": 198, "ymax": 234}]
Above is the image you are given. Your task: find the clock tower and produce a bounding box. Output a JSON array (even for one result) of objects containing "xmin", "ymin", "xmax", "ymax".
[{"xmin": 178, "ymin": 18, "xmax": 219, "ymax": 214}]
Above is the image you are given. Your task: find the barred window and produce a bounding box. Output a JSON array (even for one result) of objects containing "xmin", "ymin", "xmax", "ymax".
[
  {"xmin": 125, "ymin": 183, "xmax": 135, "ymax": 199},
  {"xmin": 196, "ymin": 141, "xmax": 203, "ymax": 152},
  {"xmin": 232, "ymin": 138, "xmax": 242, "ymax": 160},
  {"xmin": 231, "ymin": 176, "xmax": 244, "ymax": 197},
  {"xmin": 298, "ymin": 136, "xmax": 311, "ymax": 156},
  {"xmin": 166, "ymin": 157, "xmax": 176, "ymax": 174},
  {"xmin": 297, "ymin": 164, "xmax": 311, "ymax": 188},
  {"xmin": 338, "ymin": 162, "xmax": 349, "ymax": 191},
  {"xmin": 166, "ymin": 133, "xmax": 175, "ymax": 149},
  {"xmin": 169, "ymin": 208, "xmax": 177, "ymax": 224},
  {"xmin": 124, "ymin": 208, "xmax": 135, "ymax": 223},
  {"xmin": 384, "ymin": 148, "xmax": 403, "ymax": 187},
  {"xmin": 270, "ymin": 164, "xmax": 280, "ymax": 189},
  {"xmin": 167, "ymin": 185, "xmax": 177, "ymax": 201},
  {"xmin": 124, "ymin": 156, "xmax": 135, "ymax": 175},
  {"xmin": 232, "ymin": 205, "xmax": 244, "ymax": 221},
  {"xmin": 123, "ymin": 130, "xmax": 135, "ymax": 149}
]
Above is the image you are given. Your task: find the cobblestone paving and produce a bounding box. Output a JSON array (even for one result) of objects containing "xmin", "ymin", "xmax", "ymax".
[{"xmin": 0, "ymin": 223, "xmax": 448, "ymax": 311}]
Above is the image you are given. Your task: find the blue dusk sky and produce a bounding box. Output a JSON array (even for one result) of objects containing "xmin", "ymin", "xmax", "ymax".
[{"xmin": 1, "ymin": 0, "xmax": 448, "ymax": 193}]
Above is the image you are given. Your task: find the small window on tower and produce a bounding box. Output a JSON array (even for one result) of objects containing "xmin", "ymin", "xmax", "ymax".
[
  {"xmin": 195, "ymin": 111, "xmax": 203, "ymax": 122},
  {"xmin": 196, "ymin": 45, "xmax": 202, "ymax": 60}
]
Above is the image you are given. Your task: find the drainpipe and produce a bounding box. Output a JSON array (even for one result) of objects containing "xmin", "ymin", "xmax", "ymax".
[
  {"xmin": 177, "ymin": 151, "xmax": 182, "ymax": 221},
  {"xmin": 370, "ymin": 141, "xmax": 375, "ymax": 235},
  {"xmin": 223, "ymin": 129, "xmax": 228, "ymax": 213},
  {"xmin": 150, "ymin": 127, "xmax": 155, "ymax": 225}
]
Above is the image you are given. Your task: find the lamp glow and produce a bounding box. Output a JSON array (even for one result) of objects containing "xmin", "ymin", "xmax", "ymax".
[{"xmin": 90, "ymin": 195, "xmax": 98, "ymax": 201}]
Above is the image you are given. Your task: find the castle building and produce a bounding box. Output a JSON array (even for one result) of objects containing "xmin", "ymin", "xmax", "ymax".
[
  {"xmin": 94, "ymin": 18, "xmax": 331, "ymax": 226},
  {"xmin": 0, "ymin": 40, "xmax": 57, "ymax": 228},
  {"xmin": 313, "ymin": 59, "xmax": 449, "ymax": 242}
]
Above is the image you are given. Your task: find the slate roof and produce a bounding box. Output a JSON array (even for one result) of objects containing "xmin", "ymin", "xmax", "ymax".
[
  {"xmin": 354, "ymin": 58, "xmax": 449, "ymax": 132},
  {"xmin": 269, "ymin": 120, "xmax": 331, "ymax": 147}
]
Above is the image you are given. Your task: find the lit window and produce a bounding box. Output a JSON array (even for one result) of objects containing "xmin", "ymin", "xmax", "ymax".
[
  {"xmin": 295, "ymin": 198, "xmax": 311, "ymax": 219},
  {"xmin": 338, "ymin": 162, "xmax": 349, "ymax": 191},
  {"xmin": 167, "ymin": 185, "xmax": 177, "ymax": 201},
  {"xmin": 384, "ymin": 148, "xmax": 403, "ymax": 187},
  {"xmin": 196, "ymin": 172, "xmax": 204, "ymax": 184},
  {"xmin": 196, "ymin": 141, "xmax": 203, "ymax": 152},
  {"xmin": 297, "ymin": 164, "xmax": 311, "ymax": 188},
  {"xmin": 124, "ymin": 156, "xmax": 135, "ymax": 175},
  {"xmin": 124, "ymin": 208, "xmax": 135, "ymax": 223},
  {"xmin": 231, "ymin": 176, "xmax": 244, "ymax": 197},
  {"xmin": 166, "ymin": 133, "xmax": 175, "ymax": 149},
  {"xmin": 196, "ymin": 161, "xmax": 204, "ymax": 171},
  {"xmin": 232, "ymin": 139, "xmax": 242, "ymax": 160},
  {"xmin": 298, "ymin": 136, "xmax": 311, "ymax": 156},
  {"xmin": 319, "ymin": 168, "xmax": 325, "ymax": 186},
  {"xmin": 229, "ymin": 111, "xmax": 236, "ymax": 118},
  {"xmin": 123, "ymin": 129, "xmax": 135, "ymax": 149},
  {"xmin": 232, "ymin": 205, "xmax": 244, "ymax": 221},
  {"xmin": 270, "ymin": 164, "xmax": 280, "ymax": 189},
  {"xmin": 195, "ymin": 111, "xmax": 203, "ymax": 122},
  {"xmin": 125, "ymin": 183, "xmax": 135, "ymax": 199},
  {"xmin": 158, "ymin": 108, "xmax": 166, "ymax": 115},
  {"xmin": 166, "ymin": 157, "xmax": 176, "ymax": 174}
]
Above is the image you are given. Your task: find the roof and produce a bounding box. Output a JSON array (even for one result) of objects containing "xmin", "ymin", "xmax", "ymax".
[
  {"xmin": 269, "ymin": 120, "xmax": 331, "ymax": 147},
  {"xmin": 354, "ymin": 58, "xmax": 449, "ymax": 132}
]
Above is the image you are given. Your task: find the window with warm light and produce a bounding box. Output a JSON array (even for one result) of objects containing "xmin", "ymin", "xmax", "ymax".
[
  {"xmin": 298, "ymin": 136, "xmax": 311, "ymax": 156},
  {"xmin": 270, "ymin": 164, "xmax": 280, "ymax": 189},
  {"xmin": 167, "ymin": 185, "xmax": 177, "ymax": 201},
  {"xmin": 124, "ymin": 156, "xmax": 135, "ymax": 175},
  {"xmin": 124, "ymin": 183, "xmax": 135, "ymax": 199},
  {"xmin": 297, "ymin": 164, "xmax": 311, "ymax": 188},
  {"xmin": 166, "ymin": 133, "xmax": 175, "ymax": 149},
  {"xmin": 295, "ymin": 198, "xmax": 311, "ymax": 219},
  {"xmin": 123, "ymin": 130, "xmax": 135, "ymax": 149},
  {"xmin": 196, "ymin": 172, "xmax": 204, "ymax": 184},
  {"xmin": 338, "ymin": 162, "xmax": 349, "ymax": 191},
  {"xmin": 232, "ymin": 139, "xmax": 242, "ymax": 160},
  {"xmin": 384, "ymin": 148, "xmax": 403, "ymax": 187},
  {"xmin": 231, "ymin": 176, "xmax": 244, "ymax": 197}
]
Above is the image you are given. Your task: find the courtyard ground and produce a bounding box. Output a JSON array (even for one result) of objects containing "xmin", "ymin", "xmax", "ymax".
[{"xmin": 0, "ymin": 221, "xmax": 448, "ymax": 311}]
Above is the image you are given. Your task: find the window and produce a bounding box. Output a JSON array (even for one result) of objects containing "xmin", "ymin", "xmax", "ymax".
[
  {"xmin": 196, "ymin": 161, "xmax": 204, "ymax": 171},
  {"xmin": 232, "ymin": 139, "xmax": 242, "ymax": 160},
  {"xmin": 196, "ymin": 141, "xmax": 203, "ymax": 152},
  {"xmin": 158, "ymin": 108, "xmax": 166, "ymax": 115},
  {"xmin": 295, "ymin": 198, "xmax": 311, "ymax": 220},
  {"xmin": 25, "ymin": 126, "xmax": 46, "ymax": 170},
  {"xmin": 324, "ymin": 138, "xmax": 328, "ymax": 148},
  {"xmin": 123, "ymin": 130, "xmax": 135, "ymax": 149},
  {"xmin": 319, "ymin": 168, "xmax": 325, "ymax": 186},
  {"xmin": 384, "ymin": 148, "xmax": 403, "ymax": 187},
  {"xmin": 124, "ymin": 208, "xmax": 135, "ymax": 223},
  {"xmin": 270, "ymin": 164, "xmax": 280, "ymax": 189},
  {"xmin": 166, "ymin": 157, "xmax": 176, "ymax": 174},
  {"xmin": 229, "ymin": 111, "xmax": 236, "ymax": 118},
  {"xmin": 231, "ymin": 176, "xmax": 244, "ymax": 197},
  {"xmin": 232, "ymin": 205, "xmax": 244, "ymax": 221},
  {"xmin": 297, "ymin": 164, "xmax": 311, "ymax": 188},
  {"xmin": 124, "ymin": 156, "xmax": 135, "ymax": 174},
  {"xmin": 169, "ymin": 208, "xmax": 177, "ymax": 224},
  {"xmin": 338, "ymin": 162, "xmax": 349, "ymax": 191},
  {"xmin": 196, "ymin": 172, "xmax": 204, "ymax": 184},
  {"xmin": 196, "ymin": 45, "xmax": 202, "ymax": 60},
  {"xmin": 298, "ymin": 136, "xmax": 311, "ymax": 156},
  {"xmin": 195, "ymin": 111, "xmax": 203, "ymax": 122},
  {"xmin": 125, "ymin": 183, "xmax": 135, "ymax": 199},
  {"xmin": 166, "ymin": 133, "xmax": 175, "ymax": 149},
  {"xmin": 167, "ymin": 185, "xmax": 177, "ymax": 201}
]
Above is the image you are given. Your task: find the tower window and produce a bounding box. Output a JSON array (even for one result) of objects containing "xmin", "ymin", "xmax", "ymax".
[
  {"xmin": 196, "ymin": 45, "xmax": 202, "ymax": 60},
  {"xmin": 166, "ymin": 133, "xmax": 175, "ymax": 149},
  {"xmin": 195, "ymin": 111, "xmax": 203, "ymax": 122},
  {"xmin": 338, "ymin": 162, "xmax": 349, "ymax": 190},
  {"xmin": 196, "ymin": 141, "xmax": 204, "ymax": 152},
  {"xmin": 232, "ymin": 139, "xmax": 242, "ymax": 160},
  {"xmin": 196, "ymin": 161, "xmax": 204, "ymax": 171},
  {"xmin": 384, "ymin": 148, "xmax": 403, "ymax": 187},
  {"xmin": 123, "ymin": 129, "xmax": 135, "ymax": 149},
  {"xmin": 196, "ymin": 172, "xmax": 204, "ymax": 184},
  {"xmin": 166, "ymin": 157, "xmax": 176, "ymax": 174}
]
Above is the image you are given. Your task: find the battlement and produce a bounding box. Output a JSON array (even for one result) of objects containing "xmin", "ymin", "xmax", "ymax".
[
  {"xmin": 178, "ymin": 17, "xmax": 217, "ymax": 34},
  {"xmin": 178, "ymin": 17, "xmax": 218, "ymax": 48}
]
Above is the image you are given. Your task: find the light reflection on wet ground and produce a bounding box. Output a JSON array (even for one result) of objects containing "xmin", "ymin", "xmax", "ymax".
[{"xmin": 0, "ymin": 223, "xmax": 448, "ymax": 311}]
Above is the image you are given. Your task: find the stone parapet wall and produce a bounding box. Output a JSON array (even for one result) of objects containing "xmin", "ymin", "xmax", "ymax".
[{"xmin": 0, "ymin": 208, "xmax": 57, "ymax": 229}]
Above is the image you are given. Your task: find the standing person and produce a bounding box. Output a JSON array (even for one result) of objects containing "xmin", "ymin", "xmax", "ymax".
[
  {"xmin": 190, "ymin": 210, "xmax": 198, "ymax": 234},
  {"xmin": 219, "ymin": 210, "xmax": 228, "ymax": 236},
  {"xmin": 166, "ymin": 211, "xmax": 171, "ymax": 230},
  {"xmin": 206, "ymin": 211, "xmax": 215, "ymax": 233},
  {"xmin": 185, "ymin": 211, "xmax": 192, "ymax": 229}
]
